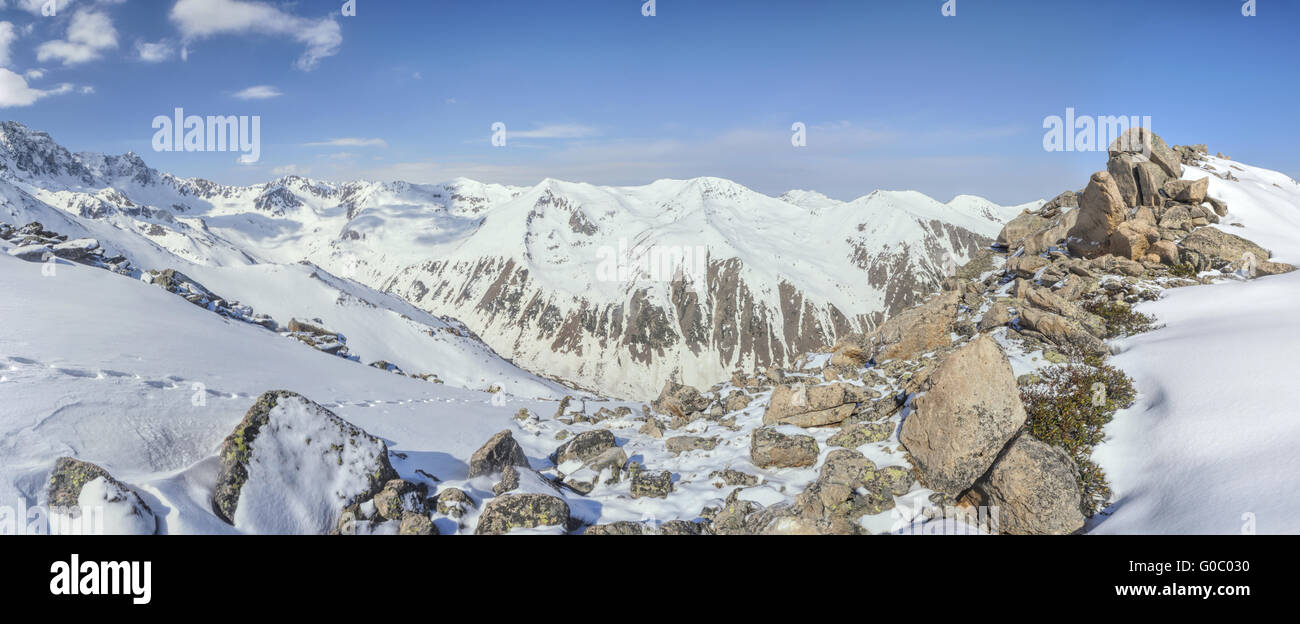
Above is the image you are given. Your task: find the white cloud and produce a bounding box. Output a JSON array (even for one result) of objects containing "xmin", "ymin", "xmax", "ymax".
[
  {"xmin": 509, "ymin": 124, "xmax": 600, "ymax": 139},
  {"xmin": 36, "ymin": 9, "xmax": 119, "ymax": 66},
  {"xmin": 271, "ymin": 164, "xmax": 307, "ymax": 176},
  {"xmin": 0, "ymin": 22, "xmax": 17, "ymax": 67},
  {"xmin": 23, "ymin": 68, "xmax": 44, "ymax": 80},
  {"xmin": 0, "ymin": 67, "xmax": 72, "ymax": 107},
  {"xmin": 233, "ymin": 84, "xmax": 282, "ymax": 100},
  {"xmin": 8, "ymin": 0, "xmax": 75, "ymax": 15},
  {"xmin": 304, "ymin": 137, "xmax": 387, "ymax": 148},
  {"xmin": 135, "ymin": 39, "xmax": 174, "ymax": 63},
  {"xmin": 169, "ymin": 0, "xmax": 342, "ymax": 71}
]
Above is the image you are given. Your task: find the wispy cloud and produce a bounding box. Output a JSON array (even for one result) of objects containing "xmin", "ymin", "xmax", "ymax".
[
  {"xmin": 509, "ymin": 123, "xmax": 600, "ymax": 139},
  {"xmin": 169, "ymin": 0, "xmax": 342, "ymax": 71},
  {"xmin": 233, "ymin": 85, "xmax": 282, "ymax": 100},
  {"xmin": 0, "ymin": 22, "xmax": 18, "ymax": 67},
  {"xmin": 304, "ymin": 137, "xmax": 387, "ymax": 148}
]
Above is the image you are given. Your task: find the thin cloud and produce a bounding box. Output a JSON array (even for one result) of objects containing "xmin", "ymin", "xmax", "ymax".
[
  {"xmin": 0, "ymin": 22, "xmax": 17, "ymax": 67},
  {"xmin": 233, "ymin": 84, "xmax": 282, "ymax": 100},
  {"xmin": 169, "ymin": 0, "xmax": 342, "ymax": 71},
  {"xmin": 509, "ymin": 124, "xmax": 600, "ymax": 139},
  {"xmin": 304, "ymin": 137, "xmax": 387, "ymax": 148}
]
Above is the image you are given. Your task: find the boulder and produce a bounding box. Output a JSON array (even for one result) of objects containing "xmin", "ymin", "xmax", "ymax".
[
  {"xmin": 1162, "ymin": 177, "xmax": 1209, "ymax": 204},
  {"xmin": 435, "ymin": 488, "xmax": 475, "ymax": 518},
  {"xmin": 6, "ymin": 244, "xmax": 52, "ymax": 262},
  {"xmin": 47, "ymin": 457, "xmax": 157, "ymax": 535},
  {"xmin": 467, "ymin": 429, "xmax": 530, "ymax": 478},
  {"xmin": 50, "ymin": 238, "xmax": 100, "ymax": 262},
  {"xmin": 1133, "ymin": 161, "xmax": 1169, "ymax": 208},
  {"xmin": 398, "ymin": 511, "xmax": 438, "ymax": 535},
  {"xmin": 791, "ymin": 449, "xmax": 894, "ymax": 528},
  {"xmin": 1150, "ymin": 240, "xmax": 1180, "ymax": 265},
  {"xmin": 977, "ymin": 301, "xmax": 1011, "ymax": 332},
  {"xmin": 212, "ymin": 391, "xmax": 398, "ymax": 534},
  {"xmin": 552, "ymin": 429, "xmax": 616, "ymax": 467},
  {"xmin": 996, "ymin": 211, "xmax": 1050, "ymax": 249},
  {"xmin": 371, "ymin": 479, "xmax": 427, "ymax": 521},
  {"xmin": 1017, "ymin": 307, "xmax": 1108, "ymax": 355},
  {"xmin": 762, "ymin": 382, "xmax": 873, "ymax": 427},
  {"xmin": 1108, "ymin": 221, "xmax": 1153, "ymax": 261},
  {"xmin": 981, "ymin": 434, "xmax": 1086, "ymax": 535},
  {"xmin": 651, "ymin": 381, "xmax": 710, "ymax": 419},
  {"xmin": 1179, "ymin": 227, "xmax": 1283, "ymax": 274},
  {"xmin": 629, "ymin": 468, "xmax": 674, "ymax": 499},
  {"xmin": 899, "ymin": 336, "xmax": 1027, "ymax": 495},
  {"xmin": 665, "ymin": 436, "xmax": 719, "ymax": 455},
  {"xmin": 847, "ymin": 290, "xmax": 960, "ymax": 363},
  {"xmin": 1105, "ymin": 153, "xmax": 1141, "ymax": 207},
  {"xmin": 1021, "ymin": 207, "xmax": 1079, "ymax": 256},
  {"xmin": 827, "ymin": 422, "xmax": 893, "ymax": 447},
  {"xmin": 1005, "ymin": 254, "xmax": 1048, "ymax": 279},
  {"xmin": 750, "ymin": 427, "xmax": 820, "ymax": 468},
  {"xmin": 474, "ymin": 493, "xmax": 571, "ymax": 534},
  {"xmin": 1067, "ymin": 171, "xmax": 1128, "ymax": 258}
]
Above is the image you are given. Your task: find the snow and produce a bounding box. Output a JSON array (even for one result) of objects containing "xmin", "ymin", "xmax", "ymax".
[
  {"xmin": 1090, "ymin": 156, "xmax": 1300, "ymax": 534},
  {"xmin": 231, "ymin": 394, "xmax": 392, "ymax": 535},
  {"xmin": 51, "ymin": 476, "xmax": 157, "ymax": 536}
]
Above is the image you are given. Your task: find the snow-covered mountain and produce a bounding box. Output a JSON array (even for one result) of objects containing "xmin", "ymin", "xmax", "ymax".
[{"xmin": 0, "ymin": 122, "xmax": 1037, "ymax": 399}]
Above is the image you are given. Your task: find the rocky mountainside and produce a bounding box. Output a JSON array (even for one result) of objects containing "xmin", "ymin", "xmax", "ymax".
[
  {"xmin": 5, "ymin": 125, "xmax": 1299, "ymax": 535},
  {"xmin": 0, "ymin": 121, "xmax": 1035, "ymax": 399}
]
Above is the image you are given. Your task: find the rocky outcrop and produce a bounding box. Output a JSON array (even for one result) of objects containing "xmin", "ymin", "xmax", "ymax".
[
  {"xmin": 900, "ymin": 336, "xmax": 1026, "ymax": 495},
  {"xmin": 762, "ymin": 382, "xmax": 875, "ymax": 427},
  {"xmin": 1180, "ymin": 227, "xmax": 1295, "ymax": 275},
  {"xmin": 1067, "ymin": 172, "xmax": 1129, "ymax": 259}
]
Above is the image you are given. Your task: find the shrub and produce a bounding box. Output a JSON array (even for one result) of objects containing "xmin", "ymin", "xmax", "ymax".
[
  {"xmin": 1083, "ymin": 300, "xmax": 1157, "ymax": 339},
  {"xmin": 1169, "ymin": 262, "xmax": 1198, "ymax": 278},
  {"xmin": 1019, "ymin": 361, "xmax": 1136, "ymax": 516}
]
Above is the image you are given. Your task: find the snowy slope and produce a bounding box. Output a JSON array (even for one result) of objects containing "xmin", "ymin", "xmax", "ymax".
[{"xmin": 1090, "ymin": 156, "xmax": 1300, "ymax": 534}]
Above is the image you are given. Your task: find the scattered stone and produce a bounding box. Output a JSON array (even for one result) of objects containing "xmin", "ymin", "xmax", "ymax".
[
  {"xmin": 553, "ymin": 429, "xmax": 616, "ymax": 466},
  {"xmin": 630, "ymin": 469, "xmax": 674, "ymax": 499},
  {"xmin": 981, "ymin": 434, "xmax": 1086, "ymax": 535},
  {"xmin": 435, "ymin": 488, "xmax": 475, "ymax": 518},
  {"xmin": 665, "ymin": 436, "xmax": 719, "ymax": 455}
]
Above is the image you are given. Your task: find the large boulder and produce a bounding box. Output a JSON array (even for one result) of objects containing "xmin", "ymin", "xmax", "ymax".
[
  {"xmin": 790, "ymin": 449, "xmax": 894, "ymax": 530},
  {"xmin": 1017, "ymin": 307, "xmax": 1108, "ymax": 355},
  {"xmin": 213, "ymin": 390, "xmax": 398, "ymax": 534},
  {"xmin": 750, "ymin": 427, "xmax": 820, "ymax": 468},
  {"xmin": 762, "ymin": 382, "xmax": 874, "ymax": 427},
  {"xmin": 1021, "ymin": 207, "xmax": 1080, "ymax": 256},
  {"xmin": 981, "ymin": 434, "xmax": 1086, "ymax": 535},
  {"xmin": 1067, "ymin": 171, "xmax": 1128, "ymax": 259},
  {"xmin": 1133, "ymin": 161, "xmax": 1169, "ymax": 208},
  {"xmin": 899, "ymin": 336, "xmax": 1026, "ymax": 495},
  {"xmin": 474, "ymin": 493, "xmax": 571, "ymax": 534},
  {"xmin": 1106, "ymin": 153, "xmax": 1141, "ymax": 207},
  {"xmin": 467, "ymin": 430, "xmax": 530, "ymax": 478},
  {"xmin": 47, "ymin": 457, "xmax": 157, "ymax": 535},
  {"xmin": 1108, "ymin": 220, "xmax": 1156, "ymax": 261}
]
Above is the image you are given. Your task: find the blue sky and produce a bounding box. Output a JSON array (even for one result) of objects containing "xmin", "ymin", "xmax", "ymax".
[{"xmin": 1, "ymin": 0, "xmax": 1297, "ymax": 204}]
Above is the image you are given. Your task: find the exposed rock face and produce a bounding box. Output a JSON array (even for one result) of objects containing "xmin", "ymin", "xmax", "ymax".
[
  {"xmin": 790, "ymin": 449, "xmax": 897, "ymax": 531},
  {"xmin": 467, "ymin": 430, "xmax": 531, "ymax": 478},
  {"xmin": 1109, "ymin": 127, "xmax": 1182, "ymax": 179},
  {"xmin": 996, "ymin": 211, "xmax": 1050, "ymax": 249},
  {"xmin": 212, "ymin": 390, "xmax": 398, "ymax": 534},
  {"xmin": 474, "ymin": 493, "xmax": 571, "ymax": 534},
  {"xmin": 762, "ymin": 382, "xmax": 874, "ymax": 427},
  {"xmin": 46, "ymin": 457, "xmax": 157, "ymax": 535},
  {"xmin": 1018, "ymin": 307, "xmax": 1107, "ymax": 355},
  {"xmin": 900, "ymin": 336, "xmax": 1027, "ymax": 495},
  {"xmin": 981, "ymin": 434, "xmax": 1086, "ymax": 535},
  {"xmin": 750, "ymin": 428, "xmax": 819, "ymax": 468},
  {"xmin": 1068, "ymin": 172, "xmax": 1129, "ymax": 259}
]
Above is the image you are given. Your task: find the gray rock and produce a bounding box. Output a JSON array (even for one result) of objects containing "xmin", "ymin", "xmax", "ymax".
[
  {"xmin": 435, "ymin": 488, "xmax": 475, "ymax": 518},
  {"xmin": 630, "ymin": 468, "xmax": 674, "ymax": 499},
  {"xmin": 665, "ymin": 435, "xmax": 719, "ymax": 455},
  {"xmin": 827, "ymin": 422, "xmax": 893, "ymax": 447},
  {"xmin": 553, "ymin": 429, "xmax": 616, "ymax": 466},
  {"xmin": 467, "ymin": 429, "xmax": 530, "ymax": 478},
  {"xmin": 399, "ymin": 511, "xmax": 438, "ymax": 535},
  {"xmin": 750, "ymin": 427, "xmax": 819, "ymax": 468},
  {"xmin": 46, "ymin": 457, "xmax": 157, "ymax": 535},
  {"xmin": 474, "ymin": 493, "xmax": 571, "ymax": 534},
  {"xmin": 372, "ymin": 479, "xmax": 427, "ymax": 521}
]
